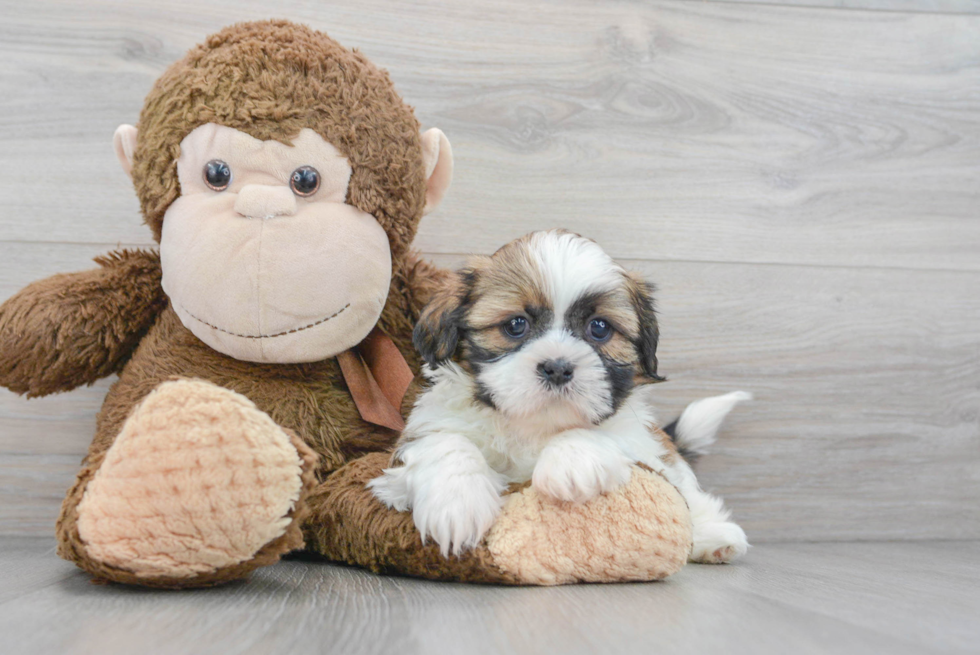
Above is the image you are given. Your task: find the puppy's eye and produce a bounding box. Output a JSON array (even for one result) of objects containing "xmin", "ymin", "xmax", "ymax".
[
  {"xmin": 290, "ymin": 166, "xmax": 320, "ymax": 197},
  {"xmin": 203, "ymin": 160, "xmax": 232, "ymax": 191},
  {"xmin": 588, "ymin": 318, "xmax": 612, "ymax": 342},
  {"xmin": 503, "ymin": 316, "xmax": 529, "ymax": 338}
]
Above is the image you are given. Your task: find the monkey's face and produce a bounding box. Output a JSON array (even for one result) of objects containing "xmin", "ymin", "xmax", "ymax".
[
  {"xmin": 159, "ymin": 123, "xmax": 393, "ymax": 363},
  {"xmin": 113, "ymin": 23, "xmax": 454, "ymax": 364}
]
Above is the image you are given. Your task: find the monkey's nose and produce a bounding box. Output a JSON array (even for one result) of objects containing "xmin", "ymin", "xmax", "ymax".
[
  {"xmin": 234, "ymin": 185, "xmax": 297, "ymax": 219},
  {"xmin": 538, "ymin": 359, "xmax": 575, "ymax": 387}
]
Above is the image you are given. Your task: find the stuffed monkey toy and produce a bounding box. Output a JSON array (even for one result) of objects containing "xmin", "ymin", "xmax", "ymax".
[{"xmin": 0, "ymin": 20, "xmax": 692, "ymax": 588}]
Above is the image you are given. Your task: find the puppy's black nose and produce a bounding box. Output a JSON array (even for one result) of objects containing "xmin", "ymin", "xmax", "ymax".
[{"xmin": 538, "ymin": 359, "xmax": 575, "ymax": 387}]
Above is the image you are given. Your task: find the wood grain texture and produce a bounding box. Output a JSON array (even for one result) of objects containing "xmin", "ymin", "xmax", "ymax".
[
  {"xmin": 1, "ymin": 538, "xmax": 977, "ymax": 655},
  {"xmin": 0, "ymin": 0, "xmax": 978, "ymax": 270},
  {"xmin": 0, "ymin": 0, "xmax": 978, "ymax": 546},
  {"xmin": 708, "ymin": 0, "xmax": 980, "ymax": 15}
]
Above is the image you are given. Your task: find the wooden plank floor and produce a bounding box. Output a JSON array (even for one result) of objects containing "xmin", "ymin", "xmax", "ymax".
[{"xmin": 1, "ymin": 538, "xmax": 977, "ymax": 655}]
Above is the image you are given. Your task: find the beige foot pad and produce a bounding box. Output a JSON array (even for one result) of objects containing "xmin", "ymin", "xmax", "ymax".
[
  {"xmin": 75, "ymin": 379, "xmax": 313, "ymax": 582},
  {"xmin": 485, "ymin": 467, "xmax": 693, "ymax": 585},
  {"xmin": 307, "ymin": 453, "xmax": 691, "ymax": 585}
]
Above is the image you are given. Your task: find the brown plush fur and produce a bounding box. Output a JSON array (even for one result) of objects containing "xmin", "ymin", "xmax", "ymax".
[
  {"xmin": 304, "ymin": 452, "xmax": 518, "ymax": 584},
  {"xmin": 133, "ymin": 20, "xmax": 426, "ymax": 260},
  {"xmin": 77, "ymin": 254, "xmax": 436, "ymax": 479},
  {"xmin": 0, "ymin": 250, "xmax": 165, "ymax": 397}
]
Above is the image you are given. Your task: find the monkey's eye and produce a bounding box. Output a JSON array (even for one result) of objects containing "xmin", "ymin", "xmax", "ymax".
[
  {"xmin": 587, "ymin": 318, "xmax": 612, "ymax": 342},
  {"xmin": 290, "ymin": 166, "xmax": 320, "ymax": 197},
  {"xmin": 203, "ymin": 159, "xmax": 232, "ymax": 191},
  {"xmin": 503, "ymin": 316, "xmax": 529, "ymax": 339}
]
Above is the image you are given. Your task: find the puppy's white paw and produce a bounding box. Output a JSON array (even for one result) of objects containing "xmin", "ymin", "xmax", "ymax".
[
  {"xmin": 412, "ymin": 474, "xmax": 504, "ymax": 557},
  {"xmin": 532, "ymin": 430, "xmax": 632, "ymax": 503},
  {"xmin": 690, "ymin": 521, "xmax": 749, "ymax": 564},
  {"xmin": 367, "ymin": 467, "xmax": 411, "ymax": 512}
]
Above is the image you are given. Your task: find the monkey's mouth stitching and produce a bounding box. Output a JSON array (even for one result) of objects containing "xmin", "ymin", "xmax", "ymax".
[{"xmin": 181, "ymin": 303, "xmax": 351, "ymax": 339}]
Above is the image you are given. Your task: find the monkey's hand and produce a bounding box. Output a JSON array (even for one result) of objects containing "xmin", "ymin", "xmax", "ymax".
[{"xmin": 0, "ymin": 249, "xmax": 166, "ymax": 397}]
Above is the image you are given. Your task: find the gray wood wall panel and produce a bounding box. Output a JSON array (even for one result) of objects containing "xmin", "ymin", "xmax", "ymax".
[
  {"xmin": 1, "ymin": 1, "xmax": 979, "ymax": 270},
  {"xmin": 708, "ymin": 0, "xmax": 980, "ymax": 15},
  {"xmin": 0, "ymin": 0, "xmax": 977, "ymax": 542}
]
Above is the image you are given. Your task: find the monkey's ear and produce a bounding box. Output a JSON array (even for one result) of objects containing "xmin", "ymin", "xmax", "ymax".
[
  {"xmin": 113, "ymin": 124, "xmax": 138, "ymax": 179},
  {"xmin": 413, "ymin": 271, "xmax": 467, "ymax": 368},
  {"xmin": 421, "ymin": 128, "xmax": 453, "ymax": 215},
  {"xmin": 626, "ymin": 272, "xmax": 665, "ymax": 384}
]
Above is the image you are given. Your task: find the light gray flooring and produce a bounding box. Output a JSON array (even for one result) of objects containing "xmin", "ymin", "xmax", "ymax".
[{"xmin": 0, "ymin": 538, "xmax": 977, "ymax": 655}]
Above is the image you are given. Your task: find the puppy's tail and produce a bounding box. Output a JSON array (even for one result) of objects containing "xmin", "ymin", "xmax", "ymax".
[{"xmin": 663, "ymin": 391, "xmax": 753, "ymax": 465}]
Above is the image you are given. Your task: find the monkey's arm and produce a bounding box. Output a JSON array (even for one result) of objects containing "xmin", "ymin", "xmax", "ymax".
[{"xmin": 0, "ymin": 249, "xmax": 166, "ymax": 397}]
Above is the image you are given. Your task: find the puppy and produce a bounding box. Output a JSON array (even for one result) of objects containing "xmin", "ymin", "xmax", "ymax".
[{"xmin": 369, "ymin": 230, "xmax": 749, "ymax": 562}]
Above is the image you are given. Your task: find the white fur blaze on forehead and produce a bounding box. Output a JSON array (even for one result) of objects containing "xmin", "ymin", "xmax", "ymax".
[{"xmin": 526, "ymin": 231, "xmax": 625, "ymax": 319}]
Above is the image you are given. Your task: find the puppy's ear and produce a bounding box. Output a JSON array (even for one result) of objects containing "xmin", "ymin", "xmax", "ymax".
[
  {"xmin": 626, "ymin": 272, "xmax": 665, "ymax": 383},
  {"xmin": 413, "ymin": 271, "xmax": 469, "ymax": 368}
]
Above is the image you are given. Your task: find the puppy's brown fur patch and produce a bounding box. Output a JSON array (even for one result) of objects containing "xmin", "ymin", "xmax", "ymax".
[
  {"xmin": 649, "ymin": 425, "xmax": 679, "ymax": 465},
  {"xmin": 624, "ymin": 272, "xmax": 663, "ymax": 383},
  {"xmin": 466, "ymin": 243, "xmax": 548, "ymax": 329},
  {"xmin": 413, "ymin": 273, "xmax": 468, "ymax": 367}
]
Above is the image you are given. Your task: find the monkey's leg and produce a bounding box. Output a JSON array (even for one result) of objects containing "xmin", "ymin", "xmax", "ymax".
[
  {"xmin": 57, "ymin": 379, "xmax": 317, "ymax": 588},
  {"xmin": 303, "ymin": 452, "xmax": 518, "ymax": 583},
  {"xmin": 303, "ymin": 451, "xmax": 693, "ymax": 585}
]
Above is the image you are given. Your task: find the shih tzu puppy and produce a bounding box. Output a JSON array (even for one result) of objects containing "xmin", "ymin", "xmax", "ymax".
[{"xmin": 369, "ymin": 230, "xmax": 749, "ymax": 563}]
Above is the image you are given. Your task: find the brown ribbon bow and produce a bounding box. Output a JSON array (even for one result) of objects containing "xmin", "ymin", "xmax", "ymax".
[{"xmin": 336, "ymin": 328, "xmax": 414, "ymax": 432}]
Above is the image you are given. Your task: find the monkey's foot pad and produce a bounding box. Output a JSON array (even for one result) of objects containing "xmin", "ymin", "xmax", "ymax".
[
  {"xmin": 75, "ymin": 379, "xmax": 316, "ymax": 584},
  {"xmin": 484, "ymin": 466, "xmax": 693, "ymax": 584}
]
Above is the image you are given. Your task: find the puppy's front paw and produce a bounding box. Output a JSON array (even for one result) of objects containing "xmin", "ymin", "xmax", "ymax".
[
  {"xmin": 413, "ymin": 475, "xmax": 504, "ymax": 557},
  {"xmin": 532, "ymin": 430, "xmax": 632, "ymax": 503},
  {"xmin": 691, "ymin": 521, "xmax": 749, "ymax": 564}
]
